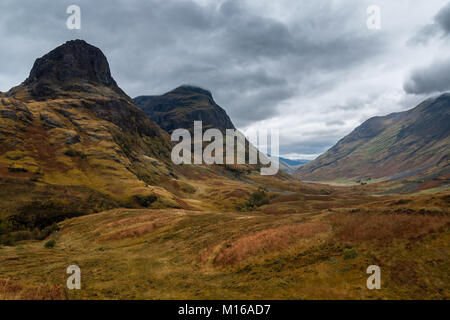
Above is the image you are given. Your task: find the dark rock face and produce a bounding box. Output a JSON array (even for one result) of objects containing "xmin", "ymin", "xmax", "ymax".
[
  {"xmin": 134, "ymin": 85, "xmax": 236, "ymax": 134},
  {"xmin": 21, "ymin": 40, "xmax": 123, "ymax": 98},
  {"xmin": 0, "ymin": 110, "xmax": 17, "ymax": 120},
  {"xmin": 25, "ymin": 40, "xmax": 117, "ymax": 88},
  {"xmin": 167, "ymin": 85, "xmax": 214, "ymax": 99},
  {"xmin": 39, "ymin": 113, "xmax": 64, "ymax": 128},
  {"xmin": 9, "ymin": 39, "xmax": 166, "ymax": 139}
]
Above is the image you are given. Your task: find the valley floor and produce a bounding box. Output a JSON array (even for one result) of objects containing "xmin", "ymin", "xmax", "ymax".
[{"xmin": 0, "ymin": 184, "xmax": 448, "ymax": 300}]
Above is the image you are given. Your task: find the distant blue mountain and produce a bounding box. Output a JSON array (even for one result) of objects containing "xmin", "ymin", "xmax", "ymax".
[{"xmin": 279, "ymin": 157, "xmax": 310, "ymax": 167}]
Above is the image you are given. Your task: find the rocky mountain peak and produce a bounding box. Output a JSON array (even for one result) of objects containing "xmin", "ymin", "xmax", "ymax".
[
  {"xmin": 170, "ymin": 85, "xmax": 214, "ymax": 99},
  {"xmin": 134, "ymin": 85, "xmax": 236, "ymax": 134},
  {"xmin": 24, "ymin": 40, "xmax": 117, "ymax": 90}
]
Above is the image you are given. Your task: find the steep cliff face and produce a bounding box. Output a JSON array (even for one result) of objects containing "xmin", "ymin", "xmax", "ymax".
[
  {"xmin": 24, "ymin": 40, "xmax": 117, "ymax": 88},
  {"xmin": 9, "ymin": 40, "xmax": 164, "ymax": 139},
  {"xmin": 134, "ymin": 85, "xmax": 236, "ymax": 134},
  {"xmin": 295, "ymin": 94, "xmax": 450, "ymax": 181}
]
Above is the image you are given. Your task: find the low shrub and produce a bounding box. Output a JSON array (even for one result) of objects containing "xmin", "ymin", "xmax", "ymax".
[
  {"xmin": 133, "ymin": 194, "xmax": 157, "ymax": 208},
  {"xmin": 63, "ymin": 149, "xmax": 86, "ymax": 158},
  {"xmin": 44, "ymin": 239, "xmax": 56, "ymax": 248},
  {"xmin": 343, "ymin": 248, "xmax": 357, "ymax": 260},
  {"xmin": 237, "ymin": 187, "xmax": 270, "ymax": 211}
]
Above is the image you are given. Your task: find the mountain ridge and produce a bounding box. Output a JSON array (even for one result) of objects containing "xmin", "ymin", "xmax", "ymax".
[
  {"xmin": 133, "ymin": 85, "xmax": 236, "ymax": 134},
  {"xmin": 0, "ymin": 39, "xmax": 294, "ymax": 246},
  {"xmin": 0, "ymin": 40, "xmax": 184, "ymax": 241},
  {"xmin": 294, "ymin": 93, "xmax": 450, "ymax": 182}
]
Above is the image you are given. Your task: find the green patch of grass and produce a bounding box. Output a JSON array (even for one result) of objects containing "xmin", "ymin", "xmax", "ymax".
[
  {"xmin": 237, "ymin": 187, "xmax": 270, "ymax": 212},
  {"xmin": 343, "ymin": 248, "xmax": 358, "ymax": 260}
]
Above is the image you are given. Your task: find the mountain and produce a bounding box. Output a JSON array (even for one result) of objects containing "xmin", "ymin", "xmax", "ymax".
[
  {"xmin": 134, "ymin": 85, "xmax": 294, "ymax": 179},
  {"xmin": 295, "ymin": 94, "xmax": 450, "ymax": 182},
  {"xmin": 0, "ymin": 40, "xmax": 184, "ymax": 240},
  {"xmin": 21, "ymin": 39, "xmax": 122, "ymax": 98},
  {"xmin": 277, "ymin": 157, "xmax": 310, "ymax": 174},
  {"xmin": 0, "ymin": 40, "xmax": 293, "ymax": 245},
  {"xmin": 1, "ymin": 42, "xmax": 449, "ymax": 301},
  {"xmin": 133, "ymin": 85, "xmax": 235, "ymax": 134},
  {"xmin": 279, "ymin": 157, "xmax": 310, "ymax": 167}
]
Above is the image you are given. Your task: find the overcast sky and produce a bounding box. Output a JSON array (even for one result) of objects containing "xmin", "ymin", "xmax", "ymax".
[{"xmin": 1, "ymin": 0, "xmax": 450, "ymax": 159}]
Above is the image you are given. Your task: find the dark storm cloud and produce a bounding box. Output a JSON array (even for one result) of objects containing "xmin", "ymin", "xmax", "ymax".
[
  {"xmin": 408, "ymin": 24, "xmax": 440, "ymax": 45},
  {"xmin": 435, "ymin": 1, "xmax": 450, "ymax": 34},
  {"xmin": 405, "ymin": 2, "xmax": 450, "ymax": 95},
  {"xmin": 219, "ymin": 3, "xmax": 296, "ymax": 58},
  {"xmin": 0, "ymin": 0, "xmax": 384, "ymax": 128},
  {"xmin": 404, "ymin": 58, "xmax": 450, "ymax": 94},
  {"xmin": 9, "ymin": 0, "xmax": 433, "ymax": 158},
  {"xmin": 409, "ymin": 1, "xmax": 450, "ymax": 44},
  {"xmin": 280, "ymin": 136, "xmax": 340, "ymax": 156}
]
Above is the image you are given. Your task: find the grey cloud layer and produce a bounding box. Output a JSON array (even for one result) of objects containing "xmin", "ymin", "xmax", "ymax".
[
  {"xmin": 405, "ymin": 2, "xmax": 450, "ymax": 94},
  {"xmin": 435, "ymin": 1, "xmax": 450, "ymax": 34},
  {"xmin": 404, "ymin": 58, "xmax": 450, "ymax": 94},
  {"xmin": 0, "ymin": 0, "xmax": 446, "ymax": 157},
  {"xmin": 0, "ymin": 0, "xmax": 383, "ymax": 127},
  {"xmin": 409, "ymin": 1, "xmax": 450, "ymax": 44}
]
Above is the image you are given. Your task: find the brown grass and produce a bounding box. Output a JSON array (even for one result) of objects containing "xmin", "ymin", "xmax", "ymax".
[
  {"xmin": 99, "ymin": 222, "xmax": 161, "ymax": 241},
  {"xmin": 214, "ymin": 222, "xmax": 329, "ymax": 266},
  {"xmin": 0, "ymin": 279, "xmax": 68, "ymax": 300},
  {"xmin": 329, "ymin": 212, "xmax": 449, "ymax": 243},
  {"xmin": 417, "ymin": 180, "xmax": 442, "ymax": 191},
  {"xmin": 261, "ymin": 207, "xmax": 299, "ymax": 215},
  {"xmin": 104, "ymin": 214, "xmax": 161, "ymax": 228}
]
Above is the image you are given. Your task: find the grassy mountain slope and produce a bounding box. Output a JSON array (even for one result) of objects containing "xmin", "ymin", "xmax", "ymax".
[
  {"xmin": 295, "ymin": 94, "xmax": 450, "ymax": 183},
  {"xmin": 0, "ymin": 40, "xmax": 187, "ymax": 242}
]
